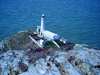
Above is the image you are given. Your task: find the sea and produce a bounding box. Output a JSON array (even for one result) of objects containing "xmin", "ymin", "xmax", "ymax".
[{"xmin": 0, "ymin": 0, "xmax": 100, "ymax": 48}]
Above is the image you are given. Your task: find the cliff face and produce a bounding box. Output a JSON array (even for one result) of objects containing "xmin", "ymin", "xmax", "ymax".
[{"xmin": 0, "ymin": 30, "xmax": 100, "ymax": 75}]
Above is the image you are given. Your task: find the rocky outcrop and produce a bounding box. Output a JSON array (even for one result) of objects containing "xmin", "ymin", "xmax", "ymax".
[
  {"xmin": 0, "ymin": 44, "xmax": 100, "ymax": 75},
  {"xmin": 0, "ymin": 30, "xmax": 39, "ymax": 51},
  {"xmin": 0, "ymin": 30, "xmax": 100, "ymax": 75}
]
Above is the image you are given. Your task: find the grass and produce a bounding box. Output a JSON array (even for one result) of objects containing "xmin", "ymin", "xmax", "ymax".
[
  {"xmin": 44, "ymin": 40, "xmax": 66, "ymax": 49},
  {"xmin": 55, "ymin": 40, "xmax": 66, "ymax": 46},
  {"xmin": 44, "ymin": 41, "xmax": 56, "ymax": 49}
]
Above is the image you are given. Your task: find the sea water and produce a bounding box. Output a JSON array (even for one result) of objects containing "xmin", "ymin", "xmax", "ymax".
[{"xmin": 0, "ymin": 0, "xmax": 100, "ymax": 48}]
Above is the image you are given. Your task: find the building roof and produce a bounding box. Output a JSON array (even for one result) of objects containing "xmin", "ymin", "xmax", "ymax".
[
  {"xmin": 42, "ymin": 30, "xmax": 60, "ymax": 40},
  {"xmin": 42, "ymin": 30, "xmax": 58, "ymax": 36}
]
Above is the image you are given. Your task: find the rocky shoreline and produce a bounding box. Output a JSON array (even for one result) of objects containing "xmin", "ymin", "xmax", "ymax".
[{"xmin": 0, "ymin": 30, "xmax": 100, "ymax": 75}]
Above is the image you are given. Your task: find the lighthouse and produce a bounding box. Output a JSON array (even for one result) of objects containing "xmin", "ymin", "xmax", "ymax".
[
  {"xmin": 40, "ymin": 14, "xmax": 45, "ymax": 32},
  {"xmin": 36, "ymin": 14, "xmax": 60, "ymax": 40},
  {"xmin": 30, "ymin": 14, "xmax": 69, "ymax": 48}
]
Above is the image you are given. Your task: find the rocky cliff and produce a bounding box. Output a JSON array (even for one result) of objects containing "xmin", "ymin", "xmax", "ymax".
[{"xmin": 0, "ymin": 30, "xmax": 100, "ymax": 75}]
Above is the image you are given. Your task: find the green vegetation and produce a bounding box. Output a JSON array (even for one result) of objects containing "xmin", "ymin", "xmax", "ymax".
[
  {"xmin": 2, "ymin": 30, "xmax": 37, "ymax": 50},
  {"xmin": 55, "ymin": 40, "xmax": 66, "ymax": 46},
  {"xmin": 44, "ymin": 40, "xmax": 66, "ymax": 49},
  {"xmin": 44, "ymin": 41, "xmax": 56, "ymax": 49}
]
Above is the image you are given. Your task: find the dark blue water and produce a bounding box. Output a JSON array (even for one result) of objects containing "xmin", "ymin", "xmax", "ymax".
[{"xmin": 0, "ymin": 0, "xmax": 100, "ymax": 48}]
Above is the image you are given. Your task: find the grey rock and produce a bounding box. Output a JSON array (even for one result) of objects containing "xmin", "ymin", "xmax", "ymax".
[{"xmin": 0, "ymin": 31, "xmax": 100, "ymax": 75}]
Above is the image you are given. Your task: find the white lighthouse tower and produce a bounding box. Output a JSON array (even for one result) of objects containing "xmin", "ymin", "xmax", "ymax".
[
  {"xmin": 36, "ymin": 14, "xmax": 60, "ymax": 40},
  {"xmin": 40, "ymin": 14, "xmax": 45, "ymax": 32}
]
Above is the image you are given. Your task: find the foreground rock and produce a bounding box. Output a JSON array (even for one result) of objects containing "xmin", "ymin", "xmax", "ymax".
[
  {"xmin": 0, "ymin": 44, "xmax": 100, "ymax": 75},
  {"xmin": 0, "ymin": 30, "xmax": 100, "ymax": 75}
]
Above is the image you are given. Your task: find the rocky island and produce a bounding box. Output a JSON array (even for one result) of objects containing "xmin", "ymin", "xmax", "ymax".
[{"xmin": 0, "ymin": 30, "xmax": 100, "ymax": 75}]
